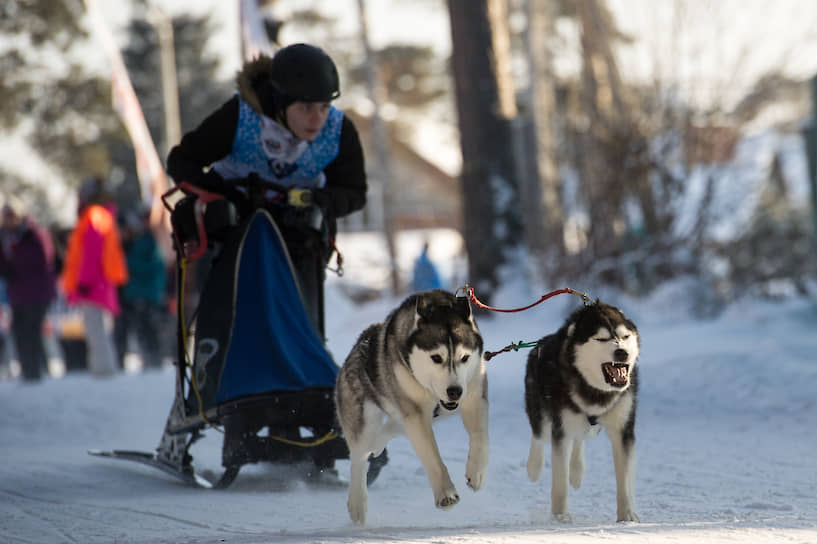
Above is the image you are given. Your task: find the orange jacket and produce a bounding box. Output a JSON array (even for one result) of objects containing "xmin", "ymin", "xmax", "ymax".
[{"xmin": 60, "ymin": 204, "xmax": 128, "ymax": 314}]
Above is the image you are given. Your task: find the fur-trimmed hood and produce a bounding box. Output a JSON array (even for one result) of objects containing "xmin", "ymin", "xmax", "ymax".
[{"xmin": 235, "ymin": 55, "xmax": 274, "ymax": 115}]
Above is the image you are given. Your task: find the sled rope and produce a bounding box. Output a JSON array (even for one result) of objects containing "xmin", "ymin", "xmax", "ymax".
[
  {"xmin": 459, "ymin": 285, "xmax": 592, "ymax": 361},
  {"xmin": 179, "ymin": 258, "xmax": 224, "ymax": 434},
  {"xmin": 459, "ymin": 285, "xmax": 591, "ymax": 313},
  {"xmin": 326, "ymin": 237, "xmax": 344, "ymax": 276},
  {"xmin": 483, "ymin": 340, "xmax": 541, "ymax": 361},
  {"xmin": 267, "ymin": 430, "xmax": 340, "ymax": 447}
]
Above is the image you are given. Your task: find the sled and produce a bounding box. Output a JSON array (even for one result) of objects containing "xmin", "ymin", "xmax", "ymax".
[{"xmin": 91, "ymin": 179, "xmax": 387, "ymax": 489}]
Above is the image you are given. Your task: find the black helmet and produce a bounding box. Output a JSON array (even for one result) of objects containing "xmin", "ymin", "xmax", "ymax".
[{"xmin": 269, "ymin": 43, "xmax": 340, "ymax": 103}]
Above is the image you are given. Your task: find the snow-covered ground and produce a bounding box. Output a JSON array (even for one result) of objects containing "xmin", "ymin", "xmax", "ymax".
[{"xmin": 1, "ymin": 231, "xmax": 816, "ymax": 544}]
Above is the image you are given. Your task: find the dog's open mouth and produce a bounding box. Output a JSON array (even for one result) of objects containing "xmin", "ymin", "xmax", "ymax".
[
  {"xmin": 440, "ymin": 400, "xmax": 459, "ymax": 411},
  {"xmin": 602, "ymin": 363, "xmax": 630, "ymax": 387}
]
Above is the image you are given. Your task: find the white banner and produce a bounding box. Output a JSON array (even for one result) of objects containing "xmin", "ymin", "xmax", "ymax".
[
  {"xmin": 83, "ymin": 0, "xmax": 171, "ymax": 257},
  {"xmin": 239, "ymin": 0, "xmax": 276, "ymax": 61},
  {"xmin": 83, "ymin": 0, "xmax": 169, "ymax": 208}
]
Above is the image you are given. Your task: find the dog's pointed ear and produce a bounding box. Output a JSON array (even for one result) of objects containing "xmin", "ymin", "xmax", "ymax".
[
  {"xmin": 415, "ymin": 293, "xmax": 433, "ymax": 321},
  {"xmin": 455, "ymin": 295, "xmax": 472, "ymax": 319}
]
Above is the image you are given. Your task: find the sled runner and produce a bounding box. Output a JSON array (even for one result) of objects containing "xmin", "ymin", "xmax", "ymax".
[{"xmin": 90, "ymin": 178, "xmax": 387, "ymax": 489}]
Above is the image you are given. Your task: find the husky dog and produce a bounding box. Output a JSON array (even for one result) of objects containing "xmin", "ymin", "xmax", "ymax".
[
  {"xmin": 525, "ymin": 301, "xmax": 640, "ymax": 522},
  {"xmin": 336, "ymin": 289, "xmax": 489, "ymax": 525}
]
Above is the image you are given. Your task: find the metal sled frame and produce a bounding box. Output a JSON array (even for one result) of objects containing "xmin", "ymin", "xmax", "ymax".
[{"xmin": 153, "ymin": 184, "xmax": 386, "ymax": 489}]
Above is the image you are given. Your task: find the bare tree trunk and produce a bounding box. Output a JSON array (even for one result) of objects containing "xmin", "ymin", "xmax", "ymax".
[
  {"xmin": 522, "ymin": 0, "xmax": 563, "ymax": 255},
  {"xmin": 575, "ymin": 0, "xmax": 632, "ymax": 255},
  {"xmin": 576, "ymin": 0, "xmax": 627, "ymax": 120},
  {"xmin": 575, "ymin": 0, "xmax": 660, "ymax": 253},
  {"xmin": 356, "ymin": 0, "xmax": 401, "ymax": 295},
  {"xmin": 577, "ymin": 0, "xmax": 614, "ymax": 254},
  {"xmin": 447, "ymin": 0, "xmax": 524, "ymax": 303}
]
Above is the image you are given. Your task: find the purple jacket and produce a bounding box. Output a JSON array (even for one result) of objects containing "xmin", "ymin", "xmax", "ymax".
[{"xmin": 0, "ymin": 218, "xmax": 57, "ymax": 307}]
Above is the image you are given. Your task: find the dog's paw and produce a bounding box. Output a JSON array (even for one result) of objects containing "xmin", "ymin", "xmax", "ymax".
[
  {"xmin": 465, "ymin": 470, "xmax": 486, "ymax": 491},
  {"xmin": 347, "ymin": 489, "xmax": 368, "ymax": 525},
  {"xmin": 434, "ymin": 484, "xmax": 460, "ymax": 510},
  {"xmin": 617, "ymin": 509, "xmax": 640, "ymax": 522},
  {"xmin": 568, "ymin": 467, "xmax": 583, "ymax": 490},
  {"xmin": 347, "ymin": 498, "xmax": 367, "ymax": 525},
  {"xmin": 434, "ymin": 478, "xmax": 460, "ymax": 510},
  {"xmin": 552, "ymin": 511, "xmax": 573, "ymax": 523},
  {"xmin": 465, "ymin": 455, "xmax": 488, "ymax": 491},
  {"xmin": 526, "ymin": 440, "xmax": 544, "ymax": 482}
]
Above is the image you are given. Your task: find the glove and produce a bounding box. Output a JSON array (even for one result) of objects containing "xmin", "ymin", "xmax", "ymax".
[
  {"xmin": 310, "ymin": 189, "xmax": 330, "ymax": 211},
  {"xmin": 196, "ymin": 170, "xmax": 228, "ymax": 193},
  {"xmin": 280, "ymin": 205, "xmax": 324, "ymax": 233},
  {"xmin": 287, "ymin": 188, "xmax": 330, "ymax": 210},
  {"xmin": 244, "ymin": 172, "xmax": 263, "ymax": 187},
  {"xmin": 244, "ymin": 173, "xmax": 268, "ymax": 211}
]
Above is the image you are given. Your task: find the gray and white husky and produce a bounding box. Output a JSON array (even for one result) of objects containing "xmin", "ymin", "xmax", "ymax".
[
  {"xmin": 335, "ymin": 289, "xmax": 489, "ymax": 525},
  {"xmin": 524, "ymin": 301, "xmax": 640, "ymax": 522}
]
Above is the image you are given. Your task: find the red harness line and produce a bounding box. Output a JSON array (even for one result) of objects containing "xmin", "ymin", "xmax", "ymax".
[
  {"xmin": 462, "ymin": 285, "xmax": 590, "ymax": 313},
  {"xmin": 460, "ymin": 285, "xmax": 592, "ymax": 362}
]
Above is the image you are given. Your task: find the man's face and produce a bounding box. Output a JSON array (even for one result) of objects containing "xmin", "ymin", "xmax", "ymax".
[
  {"xmin": 284, "ymin": 101, "xmax": 331, "ymax": 142},
  {"xmin": 1, "ymin": 207, "xmax": 19, "ymax": 230}
]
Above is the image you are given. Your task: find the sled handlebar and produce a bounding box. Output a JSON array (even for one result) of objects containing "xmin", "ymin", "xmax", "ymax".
[
  {"xmin": 165, "ymin": 174, "xmax": 316, "ymax": 211},
  {"xmin": 223, "ymin": 174, "xmax": 315, "ymax": 208},
  {"xmin": 161, "ymin": 182, "xmax": 227, "ymax": 261},
  {"xmin": 161, "ymin": 175, "xmax": 325, "ymax": 261}
]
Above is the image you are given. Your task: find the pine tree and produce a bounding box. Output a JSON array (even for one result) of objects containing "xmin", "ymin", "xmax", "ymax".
[{"xmin": 0, "ymin": 0, "xmax": 126, "ymax": 211}]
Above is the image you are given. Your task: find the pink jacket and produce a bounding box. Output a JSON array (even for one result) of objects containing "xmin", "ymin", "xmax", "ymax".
[{"xmin": 60, "ymin": 204, "xmax": 128, "ymax": 314}]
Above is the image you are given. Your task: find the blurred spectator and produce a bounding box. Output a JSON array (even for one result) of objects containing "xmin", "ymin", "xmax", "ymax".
[
  {"xmin": 0, "ymin": 196, "xmax": 58, "ymax": 381},
  {"xmin": 114, "ymin": 207, "xmax": 168, "ymax": 370},
  {"xmin": 411, "ymin": 241, "xmax": 443, "ymax": 292},
  {"xmin": 0, "ymin": 281, "xmax": 8, "ymax": 376},
  {"xmin": 60, "ymin": 177, "xmax": 128, "ymax": 377}
]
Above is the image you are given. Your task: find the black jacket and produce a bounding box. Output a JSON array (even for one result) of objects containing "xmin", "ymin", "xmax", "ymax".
[{"xmin": 166, "ymin": 58, "xmax": 367, "ymax": 239}]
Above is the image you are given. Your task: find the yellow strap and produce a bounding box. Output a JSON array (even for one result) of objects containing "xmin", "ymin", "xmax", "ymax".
[
  {"xmin": 179, "ymin": 258, "xmax": 336, "ymax": 447},
  {"xmin": 267, "ymin": 430, "xmax": 339, "ymax": 447},
  {"xmin": 179, "ymin": 258, "xmax": 224, "ymax": 434}
]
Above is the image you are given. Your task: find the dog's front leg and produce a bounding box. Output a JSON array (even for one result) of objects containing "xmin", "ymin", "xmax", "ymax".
[
  {"xmin": 609, "ymin": 431, "xmax": 639, "ymax": 522},
  {"xmin": 347, "ymin": 449, "xmax": 369, "ymax": 524},
  {"xmin": 569, "ymin": 440, "xmax": 585, "ymax": 490},
  {"xmin": 403, "ymin": 414, "xmax": 459, "ymax": 509},
  {"xmin": 460, "ymin": 384, "xmax": 489, "ymax": 491},
  {"xmin": 371, "ymin": 417, "xmax": 403, "ymax": 456},
  {"xmin": 550, "ymin": 438, "xmax": 572, "ymax": 522}
]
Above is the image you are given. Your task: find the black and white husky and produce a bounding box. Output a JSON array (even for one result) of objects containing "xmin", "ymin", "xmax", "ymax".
[
  {"xmin": 335, "ymin": 289, "xmax": 489, "ymax": 525},
  {"xmin": 524, "ymin": 301, "xmax": 640, "ymax": 522}
]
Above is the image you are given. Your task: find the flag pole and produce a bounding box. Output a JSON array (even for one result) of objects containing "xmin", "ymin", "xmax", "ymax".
[{"xmin": 83, "ymin": 0, "xmax": 172, "ymax": 259}]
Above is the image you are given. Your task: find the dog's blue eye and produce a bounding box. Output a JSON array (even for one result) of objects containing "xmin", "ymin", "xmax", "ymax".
[{"xmin": 431, "ymin": 355, "xmax": 443, "ymax": 364}]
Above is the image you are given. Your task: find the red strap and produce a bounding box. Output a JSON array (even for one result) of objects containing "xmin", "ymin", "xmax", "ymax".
[
  {"xmin": 464, "ymin": 286, "xmax": 587, "ymax": 313},
  {"xmin": 161, "ymin": 182, "xmax": 226, "ymax": 261}
]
